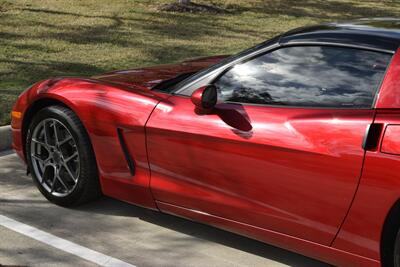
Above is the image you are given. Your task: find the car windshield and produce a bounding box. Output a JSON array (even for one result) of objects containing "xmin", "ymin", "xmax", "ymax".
[{"xmin": 169, "ymin": 35, "xmax": 281, "ymax": 92}]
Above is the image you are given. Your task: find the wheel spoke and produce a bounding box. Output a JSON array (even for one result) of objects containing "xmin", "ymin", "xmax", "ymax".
[
  {"xmin": 31, "ymin": 154, "xmax": 45, "ymax": 164},
  {"xmin": 63, "ymin": 163, "xmax": 77, "ymax": 182},
  {"xmin": 32, "ymin": 138, "xmax": 49, "ymax": 150},
  {"xmin": 59, "ymin": 136, "xmax": 72, "ymax": 146},
  {"xmin": 53, "ymin": 121, "xmax": 60, "ymax": 145},
  {"xmin": 34, "ymin": 154, "xmax": 52, "ymax": 165},
  {"xmin": 38, "ymin": 161, "xmax": 44, "ymax": 173},
  {"xmin": 50, "ymin": 170, "xmax": 58, "ymax": 193},
  {"xmin": 56, "ymin": 174, "xmax": 69, "ymax": 190},
  {"xmin": 65, "ymin": 152, "xmax": 78, "ymax": 163},
  {"xmin": 39, "ymin": 155, "xmax": 52, "ymax": 173},
  {"xmin": 43, "ymin": 121, "xmax": 51, "ymax": 146}
]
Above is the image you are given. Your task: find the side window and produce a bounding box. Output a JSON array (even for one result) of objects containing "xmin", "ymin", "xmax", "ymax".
[{"xmin": 213, "ymin": 46, "xmax": 392, "ymax": 108}]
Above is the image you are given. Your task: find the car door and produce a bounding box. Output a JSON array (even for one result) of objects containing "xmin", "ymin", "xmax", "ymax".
[{"xmin": 146, "ymin": 45, "xmax": 392, "ymax": 245}]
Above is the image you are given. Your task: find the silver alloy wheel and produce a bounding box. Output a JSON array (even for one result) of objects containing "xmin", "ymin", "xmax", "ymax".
[{"xmin": 30, "ymin": 118, "xmax": 80, "ymax": 197}]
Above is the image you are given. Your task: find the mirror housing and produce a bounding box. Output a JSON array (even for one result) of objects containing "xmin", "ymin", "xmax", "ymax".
[{"xmin": 191, "ymin": 85, "xmax": 217, "ymax": 111}]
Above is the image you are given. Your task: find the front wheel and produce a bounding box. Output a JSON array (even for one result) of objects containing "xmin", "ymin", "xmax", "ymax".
[{"xmin": 26, "ymin": 106, "xmax": 101, "ymax": 206}]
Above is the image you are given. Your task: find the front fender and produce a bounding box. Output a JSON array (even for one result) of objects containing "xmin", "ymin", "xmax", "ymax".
[{"xmin": 13, "ymin": 77, "xmax": 170, "ymax": 209}]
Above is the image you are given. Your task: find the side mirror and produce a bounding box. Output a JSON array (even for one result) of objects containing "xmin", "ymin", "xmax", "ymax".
[{"xmin": 191, "ymin": 85, "xmax": 217, "ymax": 112}]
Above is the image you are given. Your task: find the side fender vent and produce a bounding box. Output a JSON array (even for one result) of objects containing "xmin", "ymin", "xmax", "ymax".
[{"xmin": 117, "ymin": 128, "xmax": 136, "ymax": 176}]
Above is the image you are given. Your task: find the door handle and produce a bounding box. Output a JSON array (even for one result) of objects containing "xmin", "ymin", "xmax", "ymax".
[{"xmin": 362, "ymin": 123, "xmax": 383, "ymax": 151}]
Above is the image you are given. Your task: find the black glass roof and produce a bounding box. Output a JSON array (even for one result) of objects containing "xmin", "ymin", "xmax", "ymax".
[{"xmin": 280, "ymin": 18, "xmax": 400, "ymax": 52}]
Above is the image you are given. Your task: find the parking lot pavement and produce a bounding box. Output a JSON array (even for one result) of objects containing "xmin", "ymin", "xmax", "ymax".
[{"xmin": 0, "ymin": 150, "xmax": 331, "ymax": 267}]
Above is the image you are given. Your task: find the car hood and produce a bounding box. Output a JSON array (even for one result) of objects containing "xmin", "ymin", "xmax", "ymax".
[{"xmin": 93, "ymin": 55, "xmax": 229, "ymax": 89}]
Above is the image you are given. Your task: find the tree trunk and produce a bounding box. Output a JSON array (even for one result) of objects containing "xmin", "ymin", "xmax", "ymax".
[{"xmin": 179, "ymin": 0, "xmax": 191, "ymax": 4}]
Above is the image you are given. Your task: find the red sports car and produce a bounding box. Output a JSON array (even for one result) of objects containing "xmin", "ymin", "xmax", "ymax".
[{"xmin": 11, "ymin": 18, "xmax": 400, "ymax": 267}]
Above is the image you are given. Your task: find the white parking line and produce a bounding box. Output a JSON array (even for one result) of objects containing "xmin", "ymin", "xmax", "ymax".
[{"xmin": 0, "ymin": 214, "xmax": 137, "ymax": 267}]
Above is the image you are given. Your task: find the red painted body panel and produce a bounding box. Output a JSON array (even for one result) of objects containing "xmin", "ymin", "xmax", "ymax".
[
  {"xmin": 381, "ymin": 125, "xmax": 400, "ymax": 155},
  {"xmin": 146, "ymin": 96, "xmax": 373, "ymax": 245},
  {"xmin": 94, "ymin": 55, "xmax": 229, "ymax": 88},
  {"xmin": 10, "ymin": 47, "xmax": 400, "ymax": 267},
  {"xmin": 332, "ymin": 110, "xmax": 400, "ymax": 260},
  {"xmin": 375, "ymin": 49, "xmax": 400, "ymax": 109}
]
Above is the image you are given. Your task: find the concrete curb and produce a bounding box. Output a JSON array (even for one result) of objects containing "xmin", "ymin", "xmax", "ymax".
[{"xmin": 0, "ymin": 125, "xmax": 12, "ymax": 151}]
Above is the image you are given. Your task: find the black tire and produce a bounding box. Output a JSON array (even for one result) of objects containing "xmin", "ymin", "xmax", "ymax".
[
  {"xmin": 26, "ymin": 105, "xmax": 101, "ymax": 206},
  {"xmin": 395, "ymin": 229, "xmax": 400, "ymax": 267}
]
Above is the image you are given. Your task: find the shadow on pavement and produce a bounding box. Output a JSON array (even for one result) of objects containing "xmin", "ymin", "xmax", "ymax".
[{"xmin": 76, "ymin": 196, "xmax": 331, "ymax": 267}]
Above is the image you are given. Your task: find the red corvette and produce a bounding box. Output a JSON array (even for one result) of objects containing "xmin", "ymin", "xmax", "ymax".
[{"xmin": 11, "ymin": 18, "xmax": 400, "ymax": 266}]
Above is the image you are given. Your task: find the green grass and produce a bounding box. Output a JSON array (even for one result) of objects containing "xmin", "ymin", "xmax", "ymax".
[{"xmin": 1, "ymin": 0, "xmax": 400, "ymax": 125}]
